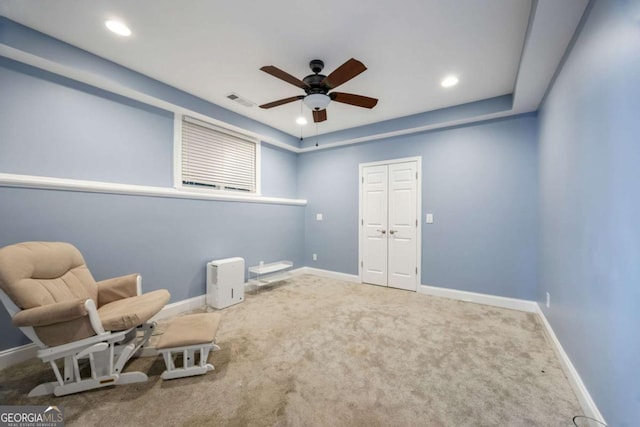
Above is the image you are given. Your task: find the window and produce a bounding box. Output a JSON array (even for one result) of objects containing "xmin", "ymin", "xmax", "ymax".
[{"xmin": 180, "ymin": 116, "xmax": 258, "ymax": 193}]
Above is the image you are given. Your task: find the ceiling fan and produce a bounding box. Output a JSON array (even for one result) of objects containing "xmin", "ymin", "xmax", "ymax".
[{"xmin": 259, "ymin": 58, "xmax": 378, "ymax": 123}]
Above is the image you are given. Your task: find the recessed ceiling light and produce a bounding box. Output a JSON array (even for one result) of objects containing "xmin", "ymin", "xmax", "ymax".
[
  {"xmin": 296, "ymin": 116, "xmax": 308, "ymax": 126},
  {"xmin": 105, "ymin": 20, "xmax": 132, "ymax": 37},
  {"xmin": 441, "ymin": 75, "xmax": 459, "ymax": 88}
]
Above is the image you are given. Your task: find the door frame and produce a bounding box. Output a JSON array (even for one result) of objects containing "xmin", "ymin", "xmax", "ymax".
[{"xmin": 358, "ymin": 156, "xmax": 422, "ymax": 290}]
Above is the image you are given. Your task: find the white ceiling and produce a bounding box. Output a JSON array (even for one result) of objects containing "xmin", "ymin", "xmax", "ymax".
[{"xmin": 0, "ymin": 0, "xmax": 586, "ymax": 139}]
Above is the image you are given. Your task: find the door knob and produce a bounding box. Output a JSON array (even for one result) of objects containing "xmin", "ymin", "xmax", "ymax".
[
  {"xmin": 389, "ymin": 230, "xmax": 397, "ymax": 235},
  {"xmin": 376, "ymin": 229, "xmax": 386, "ymax": 234}
]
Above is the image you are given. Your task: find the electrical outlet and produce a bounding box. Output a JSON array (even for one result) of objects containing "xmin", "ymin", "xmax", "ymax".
[
  {"xmin": 546, "ymin": 292, "xmax": 550, "ymax": 308},
  {"xmin": 312, "ymin": 253, "xmax": 317, "ymax": 261}
]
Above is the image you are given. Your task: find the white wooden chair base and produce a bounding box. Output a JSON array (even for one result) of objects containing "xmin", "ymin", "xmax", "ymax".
[
  {"xmin": 28, "ymin": 322, "xmax": 156, "ymax": 397},
  {"xmin": 30, "ymin": 372, "xmax": 148, "ymax": 397}
]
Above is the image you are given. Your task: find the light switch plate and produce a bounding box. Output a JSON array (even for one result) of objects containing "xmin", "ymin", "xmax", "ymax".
[
  {"xmin": 316, "ymin": 213, "xmax": 323, "ymax": 221},
  {"xmin": 426, "ymin": 213, "xmax": 434, "ymax": 224}
]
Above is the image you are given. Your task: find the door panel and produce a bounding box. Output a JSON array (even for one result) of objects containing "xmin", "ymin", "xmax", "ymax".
[
  {"xmin": 362, "ymin": 165, "xmax": 388, "ymax": 286},
  {"xmin": 388, "ymin": 162, "xmax": 418, "ymax": 291},
  {"xmin": 390, "ymin": 189, "xmax": 412, "ymax": 226}
]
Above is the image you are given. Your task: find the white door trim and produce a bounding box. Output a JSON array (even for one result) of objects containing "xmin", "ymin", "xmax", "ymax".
[{"xmin": 358, "ymin": 156, "xmax": 422, "ymax": 289}]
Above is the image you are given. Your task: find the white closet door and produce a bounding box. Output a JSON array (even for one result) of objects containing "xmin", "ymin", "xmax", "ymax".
[
  {"xmin": 387, "ymin": 161, "xmax": 418, "ymax": 291},
  {"xmin": 360, "ymin": 160, "xmax": 419, "ymax": 291},
  {"xmin": 361, "ymin": 164, "xmax": 388, "ymax": 286}
]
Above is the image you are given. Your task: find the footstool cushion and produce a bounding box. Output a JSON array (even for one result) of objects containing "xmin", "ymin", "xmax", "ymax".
[{"xmin": 157, "ymin": 313, "xmax": 221, "ymax": 350}]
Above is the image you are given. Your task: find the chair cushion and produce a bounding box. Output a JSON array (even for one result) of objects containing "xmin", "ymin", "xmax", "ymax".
[
  {"xmin": 98, "ymin": 289, "xmax": 170, "ymax": 331},
  {"xmin": 0, "ymin": 242, "xmax": 98, "ymax": 309},
  {"xmin": 12, "ymin": 298, "xmax": 88, "ymax": 327}
]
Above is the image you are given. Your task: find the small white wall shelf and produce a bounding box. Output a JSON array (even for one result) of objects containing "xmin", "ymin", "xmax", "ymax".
[{"xmin": 248, "ymin": 260, "xmax": 293, "ymax": 291}]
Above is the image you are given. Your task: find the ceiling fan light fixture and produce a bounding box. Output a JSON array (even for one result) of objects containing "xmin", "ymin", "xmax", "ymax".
[
  {"xmin": 296, "ymin": 116, "xmax": 308, "ymax": 125},
  {"xmin": 441, "ymin": 75, "xmax": 459, "ymax": 88},
  {"xmin": 304, "ymin": 94, "xmax": 331, "ymax": 111}
]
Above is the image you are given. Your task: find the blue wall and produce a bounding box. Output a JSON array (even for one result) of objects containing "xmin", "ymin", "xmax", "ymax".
[
  {"xmin": 299, "ymin": 115, "xmax": 539, "ymax": 300},
  {"xmin": 538, "ymin": 0, "xmax": 640, "ymax": 424},
  {"xmin": 261, "ymin": 144, "xmax": 298, "ymax": 198},
  {"xmin": 0, "ymin": 17, "xmax": 300, "ymax": 150},
  {"xmin": 0, "ymin": 187, "xmax": 304, "ymax": 349},
  {"xmin": 0, "ymin": 39, "xmax": 303, "ymax": 350},
  {"xmin": 0, "ymin": 58, "xmax": 174, "ymax": 186}
]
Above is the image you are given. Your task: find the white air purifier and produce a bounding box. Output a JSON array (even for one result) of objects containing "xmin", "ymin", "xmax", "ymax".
[{"xmin": 206, "ymin": 257, "xmax": 245, "ymax": 309}]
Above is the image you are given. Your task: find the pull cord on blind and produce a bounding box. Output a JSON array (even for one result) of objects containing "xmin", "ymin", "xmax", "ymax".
[{"xmin": 181, "ymin": 117, "xmax": 257, "ymax": 193}]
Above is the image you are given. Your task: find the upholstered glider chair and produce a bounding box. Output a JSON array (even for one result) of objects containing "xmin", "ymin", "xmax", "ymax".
[{"xmin": 0, "ymin": 241, "xmax": 170, "ymax": 396}]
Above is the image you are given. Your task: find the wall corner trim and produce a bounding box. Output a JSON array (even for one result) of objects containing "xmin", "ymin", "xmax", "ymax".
[
  {"xmin": 535, "ymin": 304, "xmax": 606, "ymax": 424},
  {"xmin": 0, "ymin": 173, "xmax": 307, "ymax": 206}
]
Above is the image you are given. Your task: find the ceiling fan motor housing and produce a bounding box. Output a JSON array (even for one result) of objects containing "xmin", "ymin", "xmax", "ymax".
[
  {"xmin": 303, "ymin": 74, "xmax": 328, "ymax": 94},
  {"xmin": 303, "ymin": 59, "xmax": 329, "ymax": 95},
  {"xmin": 309, "ymin": 59, "xmax": 324, "ymax": 73}
]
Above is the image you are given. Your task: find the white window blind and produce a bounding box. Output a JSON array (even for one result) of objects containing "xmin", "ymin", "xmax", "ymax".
[{"xmin": 181, "ymin": 117, "xmax": 257, "ymax": 193}]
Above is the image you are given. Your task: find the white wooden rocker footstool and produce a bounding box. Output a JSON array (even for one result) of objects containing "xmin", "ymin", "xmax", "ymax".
[{"xmin": 156, "ymin": 312, "xmax": 222, "ymax": 380}]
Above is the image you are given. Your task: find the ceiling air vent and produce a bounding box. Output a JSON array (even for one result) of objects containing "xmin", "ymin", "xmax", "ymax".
[{"xmin": 226, "ymin": 92, "xmax": 255, "ymax": 108}]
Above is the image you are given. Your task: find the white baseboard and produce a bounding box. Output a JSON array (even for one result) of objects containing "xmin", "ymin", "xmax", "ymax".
[
  {"xmin": 288, "ymin": 267, "xmax": 307, "ymax": 277},
  {"xmin": 297, "ymin": 267, "xmax": 361, "ymax": 283},
  {"xmin": 535, "ymin": 305, "xmax": 605, "ymax": 424},
  {"xmin": 418, "ymin": 284, "xmax": 538, "ymax": 313},
  {"xmin": 0, "ymin": 343, "xmax": 38, "ymax": 370},
  {"xmin": 150, "ymin": 294, "xmax": 206, "ymax": 322}
]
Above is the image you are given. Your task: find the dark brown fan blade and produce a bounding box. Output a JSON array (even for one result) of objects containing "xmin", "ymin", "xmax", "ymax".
[
  {"xmin": 313, "ymin": 109, "xmax": 327, "ymax": 123},
  {"xmin": 260, "ymin": 66, "xmax": 310, "ymax": 89},
  {"xmin": 259, "ymin": 95, "xmax": 304, "ymax": 109},
  {"xmin": 322, "ymin": 58, "xmax": 367, "ymax": 90},
  {"xmin": 330, "ymin": 92, "xmax": 378, "ymax": 109}
]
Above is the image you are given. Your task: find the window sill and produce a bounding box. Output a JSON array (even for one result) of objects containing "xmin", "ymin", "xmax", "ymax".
[{"xmin": 0, "ymin": 173, "xmax": 307, "ymax": 206}]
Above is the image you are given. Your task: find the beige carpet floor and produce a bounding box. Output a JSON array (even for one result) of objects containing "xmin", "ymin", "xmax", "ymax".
[{"xmin": 0, "ymin": 274, "xmax": 583, "ymax": 426}]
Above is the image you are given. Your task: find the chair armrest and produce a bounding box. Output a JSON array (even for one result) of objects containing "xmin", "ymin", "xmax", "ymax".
[
  {"xmin": 12, "ymin": 299, "xmax": 89, "ymax": 327},
  {"xmin": 97, "ymin": 273, "xmax": 141, "ymax": 307}
]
